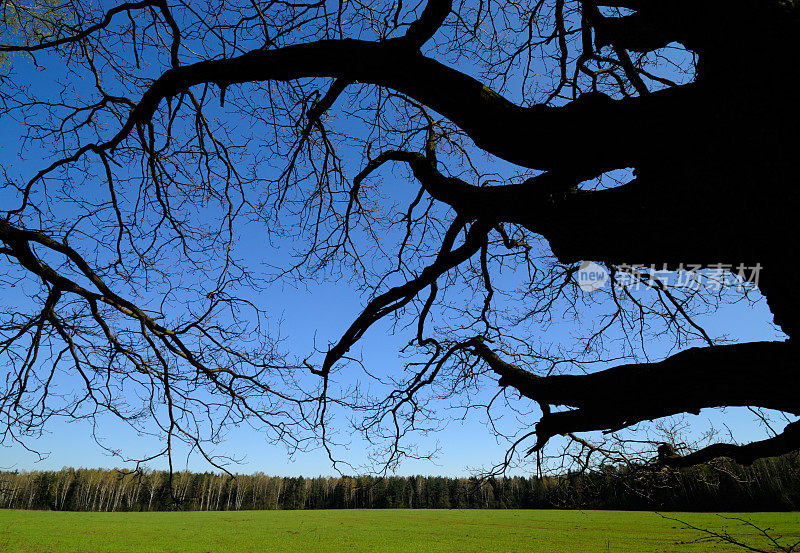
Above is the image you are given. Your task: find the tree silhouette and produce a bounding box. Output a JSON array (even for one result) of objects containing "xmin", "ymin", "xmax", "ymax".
[{"xmin": 0, "ymin": 0, "xmax": 797, "ymax": 472}]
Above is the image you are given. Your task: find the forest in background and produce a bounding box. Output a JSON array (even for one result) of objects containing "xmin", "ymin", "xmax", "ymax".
[{"xmin": 2, "ymin": 453, "xmax": 798, "ymax": 512}]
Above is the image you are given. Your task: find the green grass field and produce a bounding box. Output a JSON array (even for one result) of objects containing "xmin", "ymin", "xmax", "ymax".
[{"xmin": 0, "ymin": 509, "xmax": 797, "ymax": 552}]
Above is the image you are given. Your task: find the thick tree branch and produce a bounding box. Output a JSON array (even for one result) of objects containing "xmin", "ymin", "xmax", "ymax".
[
  {"xmin": 56, "ymin": 39, "xmax": 698, "ymax": 177},
  {"xmin": 352, "ymin": 150, "xmax": 593, "ymax": 218},
  {"xmin": 470, "ymin": 338, "xmax": 800, "ymax": 453},
  {"xmin": 593, "ymin": 0, "xmax": 797, "ymax": 53},
  {"xmin": 661, "ymin": 420, "xmax": 800, "ymax": 467},
  {"xmin": 400, "ymin": 0, "xmax": 453, "ymax": 48}
]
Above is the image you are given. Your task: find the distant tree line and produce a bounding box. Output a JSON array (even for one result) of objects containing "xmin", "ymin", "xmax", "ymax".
[{"xmin": 2, "ymin": 453, "xmax": 798, "ymax": 512}]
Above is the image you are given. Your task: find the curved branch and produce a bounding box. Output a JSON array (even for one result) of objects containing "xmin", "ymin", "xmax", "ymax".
[
  {"xmin": 0, "ymin": 0, "xmax": 178, "ymax": 62},
  {"xmin": 661, "ymin": 420, "xmax": 800, "ymax": 467},
  {"xmin": 321, "ymin": 217, "xmax": 490, "ymax": 376},
  {"xmin": 400, "ymin": 0, "xmax": 453, "ymax": 48},
  {"xmin": 24, "ymin": 38, "xmax": 696, "ymax": 180},
  {"xmin": 470, "ymin": 338, "xmax": 800, "ymax": 455}
]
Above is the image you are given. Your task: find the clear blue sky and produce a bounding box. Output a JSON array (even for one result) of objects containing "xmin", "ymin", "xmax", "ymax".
[
  {"xmin": 0, "ymin": 258, "xmax": 782, "ymax": 475},
  {"xmin": 0, "ymin": 12, "xmax": 788, "ymax": 477}
]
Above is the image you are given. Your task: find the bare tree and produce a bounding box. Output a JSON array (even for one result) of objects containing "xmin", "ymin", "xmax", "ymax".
[{"xmin": 0, "ymin": 0, "xmax": 798, "ymax": 474}]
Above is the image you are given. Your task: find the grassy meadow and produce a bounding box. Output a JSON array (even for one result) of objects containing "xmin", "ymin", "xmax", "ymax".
[{"xmin": 0, "ymin": 509, "xmax": 798, "ymax": 553}]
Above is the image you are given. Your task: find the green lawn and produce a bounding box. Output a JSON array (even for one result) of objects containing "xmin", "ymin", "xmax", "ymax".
[{"xmin": 0, "ymin": 509, "xmax": 797, "ymax": 552}]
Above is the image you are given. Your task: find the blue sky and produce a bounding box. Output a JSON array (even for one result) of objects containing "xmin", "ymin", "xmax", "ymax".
[
  {"xmin": 0, "ymin": 7, "xmax": 790, "ymax": 477},
  {"xmin": 0, "ymin": 259, "xmax": 783, "ymax": 475}
]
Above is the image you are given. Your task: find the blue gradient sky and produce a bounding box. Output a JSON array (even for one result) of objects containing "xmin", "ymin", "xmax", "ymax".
[{"xmin": 0, "ymin": 22, "xmax": 789, "ymax": 477}]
